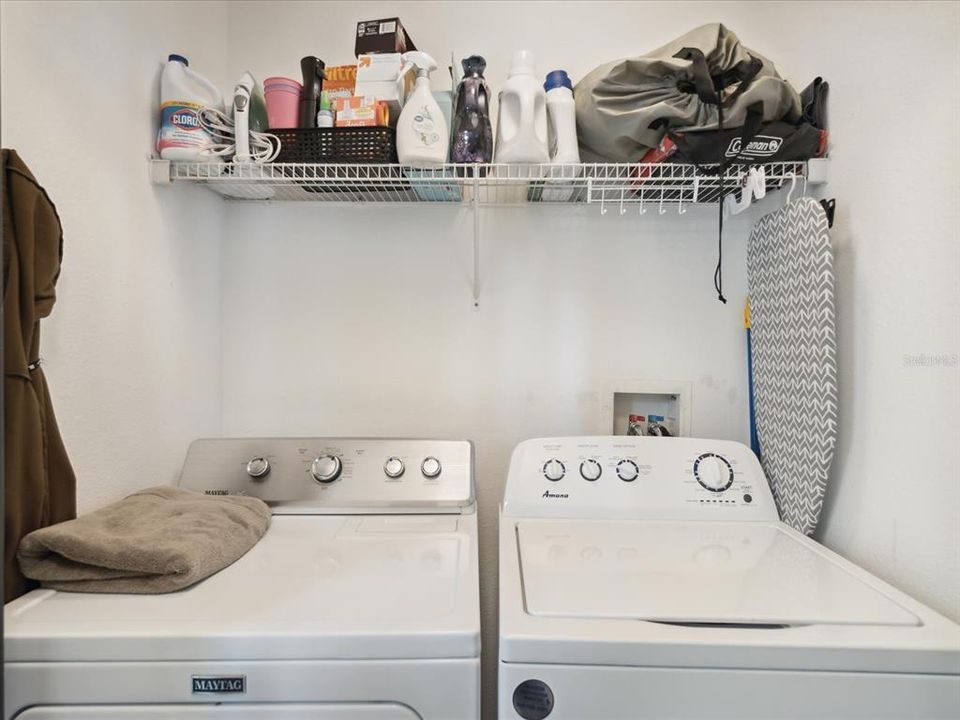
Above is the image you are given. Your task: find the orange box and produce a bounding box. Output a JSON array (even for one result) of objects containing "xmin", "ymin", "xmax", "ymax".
[
  {"xmin": 333, "ymin": 96, "xmax": 389, "ymax": 127},
  {"xmin": 324, "ymin": 64, "xmax": 356, "ymax": 101}
]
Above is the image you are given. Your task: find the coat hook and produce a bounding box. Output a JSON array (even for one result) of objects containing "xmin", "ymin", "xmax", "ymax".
[
  {"xmin": 619, "ymin": 188, "xmax": 626, "ymax": 215},
  {"xmin": 658, "ymin": 190, "xmax": 666, "ymax": 215},
  {"xmin": 639, "ymin": 187, "xmax": 647, "ymax": 215}
]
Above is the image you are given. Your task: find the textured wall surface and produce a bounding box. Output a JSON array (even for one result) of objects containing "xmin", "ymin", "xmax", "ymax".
[{"xmin": 0, "ymin": 0, "xmax": 227, "ymax": 512}]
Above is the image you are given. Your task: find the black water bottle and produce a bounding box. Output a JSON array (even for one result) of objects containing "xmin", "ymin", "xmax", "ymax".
[{"xmin": 299, "ymin": 56, "xmax": 326, "ymax": 128}]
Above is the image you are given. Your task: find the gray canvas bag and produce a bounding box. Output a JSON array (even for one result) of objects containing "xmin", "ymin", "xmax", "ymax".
[{"xmin": 575, "ymin": 23, "xmax": 802, "ymax": 162}]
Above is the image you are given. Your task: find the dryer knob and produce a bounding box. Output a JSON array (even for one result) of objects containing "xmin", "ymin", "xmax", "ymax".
[
  {"xmin": 246, "ymin": 456, "xmax": 270, "ymax": 479},
  {"xmin": 384, "ymin": 456, "xmax": 405, "ymax": 478},
  {"xmin": 543, "ymin": 459, "xmax": 566, "ymax": 482},
  {"xmin": 421, "ymin": 456, "xmax": 442, "ymax": 478},
  {"xmin": 311, "ymin": 454, "xmax": 342, "ymax": 483}
]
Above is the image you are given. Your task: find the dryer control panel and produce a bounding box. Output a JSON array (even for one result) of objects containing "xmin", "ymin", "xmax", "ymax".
[
  {"xmin": 179, "ymin": 438, "xmax": 474, "ymax": 514},
  {"xmin": 501, "ymin": 436, "xmax": 778, "ymax": 521}
]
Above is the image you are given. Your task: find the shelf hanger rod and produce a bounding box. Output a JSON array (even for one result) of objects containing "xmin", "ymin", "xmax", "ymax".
[{"xmin": 472, "ymin": 174, "xmax": 481, "ymax": 307}]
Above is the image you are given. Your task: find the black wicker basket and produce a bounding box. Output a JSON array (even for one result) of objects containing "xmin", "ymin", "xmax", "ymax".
[{"xmin": 272, "ymin": 126, "xmax": 397, "ymax": 164}]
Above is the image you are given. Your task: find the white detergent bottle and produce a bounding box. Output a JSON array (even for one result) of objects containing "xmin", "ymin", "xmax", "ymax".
[
  {"xmin": 541, "ymin": 69, "xmax": 581, "ymax": 201},
  {"xmin": 157, "ymin": 54, "xmax": 224, "ymax": 161},
  {"xmin": 494, "ymin": 50, "xmax": 549, "ymax": 164},
  {"xmin": 396, "ymin": 51, "xmax": 449, "ymax": 168}
]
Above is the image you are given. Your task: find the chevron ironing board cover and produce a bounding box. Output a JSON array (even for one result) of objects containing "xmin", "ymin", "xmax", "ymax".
[{"xmin": 747, "ymin": 197, "xmax": 838, "ymax": 536}]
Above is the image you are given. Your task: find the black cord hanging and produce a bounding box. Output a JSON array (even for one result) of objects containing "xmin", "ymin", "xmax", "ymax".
[{"xmin": 714, "ymin": 101, "xmax": 727, "ymax": 304}]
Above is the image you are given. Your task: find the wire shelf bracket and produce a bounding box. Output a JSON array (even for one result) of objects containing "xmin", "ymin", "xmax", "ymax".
[{"xmin": 150, "ymin": 158, "xmax": 828, "ymax": 305}]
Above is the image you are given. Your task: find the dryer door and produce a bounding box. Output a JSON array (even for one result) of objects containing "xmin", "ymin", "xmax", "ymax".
[{"xmin": 15, "ymin": 705, "xmax": 420, "ymax": 719}]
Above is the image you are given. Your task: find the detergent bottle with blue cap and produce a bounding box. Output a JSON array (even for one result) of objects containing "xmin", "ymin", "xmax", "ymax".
[
  {"xmin": 544, "ymin": 69, "xmax": 580, "ymax": 165},
  {"xmin": 157, "ymin": 54, "xmax": 224, "ymax": 161}
]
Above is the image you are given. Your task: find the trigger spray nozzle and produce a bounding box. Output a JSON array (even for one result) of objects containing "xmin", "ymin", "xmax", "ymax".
[{"xmin": 400, "ymin": 51, "xmax": 438, "ymax": 80}]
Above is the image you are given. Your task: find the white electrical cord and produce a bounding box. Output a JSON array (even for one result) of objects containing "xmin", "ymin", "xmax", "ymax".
[{"xmin": 198, "ymin": 107, "xmax": 280, "ymax": 163}]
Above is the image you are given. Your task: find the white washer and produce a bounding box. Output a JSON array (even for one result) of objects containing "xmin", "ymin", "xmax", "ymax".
[
  {"xmin": 499, "ymin": 436, "xmax": 960, "ymax": 720},
  {"xmin": 6, "ymin": 438, "xmax": 480, "ymax": 720}
]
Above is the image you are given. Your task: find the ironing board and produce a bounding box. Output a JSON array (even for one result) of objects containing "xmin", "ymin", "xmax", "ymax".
[{"xmin": 747, "ymin": 197, "xmax": 837, "ymax": 536}]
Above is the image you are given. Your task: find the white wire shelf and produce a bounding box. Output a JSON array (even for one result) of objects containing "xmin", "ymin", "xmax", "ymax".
[{"xmin": 150, "ymin": 159, "xmax": 826, "ymax": 208}]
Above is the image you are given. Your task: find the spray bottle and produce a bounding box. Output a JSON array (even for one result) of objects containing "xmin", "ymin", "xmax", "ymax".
[{"xmin": 396, "ymin": 51, "xmax": 449, "ymax": 167}]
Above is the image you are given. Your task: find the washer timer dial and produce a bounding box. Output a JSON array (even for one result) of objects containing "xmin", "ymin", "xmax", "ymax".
[
  {"xmin": 694, "ymin": 453, "xmax": 734, "ymax": 492},
  {"xmin": 616, "ymin": 459, "xmax": 639, "ymax": 482},
  {"xmin": 579, "ymin": 459, "xmax": 602, "ymax": 481},
  {"xmin": 542, "ymin": 459, "xmax": 566, "ymax": 482}
]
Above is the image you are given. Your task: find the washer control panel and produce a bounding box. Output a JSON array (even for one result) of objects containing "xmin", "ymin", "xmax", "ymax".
[
  {"xmin": 179, "ymin": 438, "xmax": 474, "ymax": 514},
  {"xmin": 502, "ymin": 436, "xmax": 777, "ymax": 521}
]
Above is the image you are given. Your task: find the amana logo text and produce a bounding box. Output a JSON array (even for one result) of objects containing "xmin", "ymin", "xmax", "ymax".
[
  {"xmin": 542, "ymin": 490, "xmax": 569, "ymax": 499},
  {"xmin": 192, "ymin": 676, "xmax": 246, "ymax": 694}
]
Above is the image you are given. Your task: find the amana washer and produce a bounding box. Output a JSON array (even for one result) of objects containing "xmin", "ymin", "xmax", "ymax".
[
  {"xmin": 499, "ymin": 436, "xmax": 960, "ymax": 720},
  {"xmin": 6, "ymin": 438, "xmax": 480, "ymax": 719}
]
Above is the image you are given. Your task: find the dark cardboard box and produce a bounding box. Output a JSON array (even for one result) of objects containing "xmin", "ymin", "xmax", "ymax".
[{"xmin": 355, "ymin": 17, "xmax": 417, "ymax": 56}]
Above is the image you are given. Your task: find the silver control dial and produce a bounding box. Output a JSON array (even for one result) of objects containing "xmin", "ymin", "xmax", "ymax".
[
  {"xmin": 384, "ymin": 456, "xmax": 405, "ymax": 478},
  {"xmin": 421, "ymin": 456, "xmax": 442, "ymax": 478},
  {"xmin": 616, "ymin": 459, "xmax": 640, "ymax": 482},
  {"xmin": 580, "ymin": 459, "xmax": 602, "ymax": 481},
  {"xmin": 543, "ymin": 459, "xmax": 566, "ymax": 482},
  {"xmin": 246, "ymin": 456, "xmax": 270, "ymax": 479},
  {"xmin": 694, "ymin": 453, "xmax": 734, "ymax": 492},
  {"xmin": 311, "ymin": 454, "xmax": 342, "ymax": 483}
]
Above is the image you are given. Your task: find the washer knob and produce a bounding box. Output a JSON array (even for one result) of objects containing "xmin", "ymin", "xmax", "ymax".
[
  {"xmin": 694, "ymin": 453, "xmax": 734, "ymax": 492},
  {"xmin": 616, "ymin": 459, "xmax": 639, "ymax": 482},
  {"xmin": 384, "ymin": 456, "xmax": 405, "ymax": 478},
  {"xmin": 311, "ymin": 454, "xmax": 342, "ymax": 483},
  {"xmin": 246, "ymin": 456, "xmax": 270, "ymax": 479},
  {"xmin": 543, "ymin": 459, "xmax": 566, "ymax": 482},
  {"xmin": 579, "ymin": 459, "xmax": 602, "ymax": 481},
  {"xmin": 421, "ymin": 456, "xmax": 442, "ymax": 478}
]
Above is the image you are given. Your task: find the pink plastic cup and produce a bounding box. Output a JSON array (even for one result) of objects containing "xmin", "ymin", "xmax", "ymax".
[{"xmin": 264, "ymin": 77, "xmax": 302, "ymax": 129}]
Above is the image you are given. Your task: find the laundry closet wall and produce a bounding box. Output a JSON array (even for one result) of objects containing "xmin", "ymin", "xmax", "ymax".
[
  {"xmin": 221, "ymin": 2, "xmax": 960, "ymax": 712},
  {"xmin": 0, "ymin": 1, "xmax": 227, "ymax": 512}
]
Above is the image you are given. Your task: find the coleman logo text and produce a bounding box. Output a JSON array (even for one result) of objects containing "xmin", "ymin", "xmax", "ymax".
[
  {"xmin": 192, "ymin": 676, "xmax": 246, "ymax": 694},
  {"xmin": 725, "ymin": 135, "xmax": 783, "ymax": 158}
]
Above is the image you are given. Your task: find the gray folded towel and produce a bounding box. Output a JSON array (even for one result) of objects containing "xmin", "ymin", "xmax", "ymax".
[{"xmin": 17, "ymin": 486, "xmax": 271, "ymax": 594}]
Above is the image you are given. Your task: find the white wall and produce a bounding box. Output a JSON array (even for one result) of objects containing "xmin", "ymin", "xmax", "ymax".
[
  {"xmin": 0, "ymin": 0, "xmax": 228, "ymax": 512},
  {"xmin": 221, "ymin": 2, "xmax": 960, "ymax": 715}
]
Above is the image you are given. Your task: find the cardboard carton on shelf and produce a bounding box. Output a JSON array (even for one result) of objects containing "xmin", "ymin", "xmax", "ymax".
[
  {"xmin": 324, "ymin": 64, "xmax": 357, "ymax": 102},
  {"xmin": 355, "ymin": 53, "xmax": 413, "ymax": 121},
  {"xmin": 355, "ymin": 17, "xmax": 417, "ymax": 56},
  {"xmin": 334, "ymin": 96, "xmax": 390, "ymax": 127}
]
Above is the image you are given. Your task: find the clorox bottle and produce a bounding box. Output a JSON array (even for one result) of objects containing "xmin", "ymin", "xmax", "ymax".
[
  {"xmin": 396, "ymin": 51, "xmax": 449, "ymax": 168},
  {"xmin": 157, "ymin": 54, "xmax": 224, "ymax": 161}
]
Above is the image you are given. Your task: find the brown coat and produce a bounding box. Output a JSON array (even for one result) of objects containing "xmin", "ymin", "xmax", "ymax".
[{"xmin": 3, "ymin": 149, "xmax": 76, "ymax": 602}]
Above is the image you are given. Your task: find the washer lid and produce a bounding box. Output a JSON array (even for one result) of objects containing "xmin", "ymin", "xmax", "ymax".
[
  {"xmin": 517, "ymin": 520, "xmax": 919, "ymax": 627},
  {"xmin": 5, "ymin": 515, "xmax": 480, "ymax": 663}
]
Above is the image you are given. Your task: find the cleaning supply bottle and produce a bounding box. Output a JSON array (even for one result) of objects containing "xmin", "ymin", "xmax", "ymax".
[
  {"xmin": 540, "ymin": 69, "xmax": 581, "ymax": 201},
  {"xmin": 494, "ymin": 50, "xmax": 548, "ymax": 164},
  {"xmin": 157, "ymin": 54, "xmax": 224, "ymax": 161},
  {"xmin": 544, "ymin": 70, "xmax": 580, "ymax": 164},
  {"xmin": 396, "ymin": 51, "xmax": 449, "ymax": 167},
  {"xmin": 316, "ymin": 92, "xmax": 334, "ymax": 128},
  {"xmin": 450, "ymin": 55, "xmax": 493, "ymax": 163}
]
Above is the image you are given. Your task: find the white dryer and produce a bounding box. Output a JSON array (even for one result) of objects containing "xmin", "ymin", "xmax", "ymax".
[
  {"xmin": 499, "ymin": 436, "xmax": 960, "ymax": 720},
  {"xmin": 6, "ymin": 438, "xmax": 480, "ymax": 720}
]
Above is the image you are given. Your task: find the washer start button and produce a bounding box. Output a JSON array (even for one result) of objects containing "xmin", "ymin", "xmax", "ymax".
[{"xmin": 513, "ymin": 679, "xmax": 554, "ymax": 720}]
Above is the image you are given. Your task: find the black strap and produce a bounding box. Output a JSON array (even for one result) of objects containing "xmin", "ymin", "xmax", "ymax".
[
  {"xmin": 719, "ymin": 55, "xmax": 763, "ymax": 107},
  {"xmin": 673, "ymin": 48, "xmax": 719, "ymax": 103}
]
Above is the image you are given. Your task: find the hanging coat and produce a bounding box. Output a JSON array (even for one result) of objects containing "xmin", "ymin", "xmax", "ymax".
[{"xmin": 3, "ymin": 148, "xmax": 76, "ymax": 602}]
